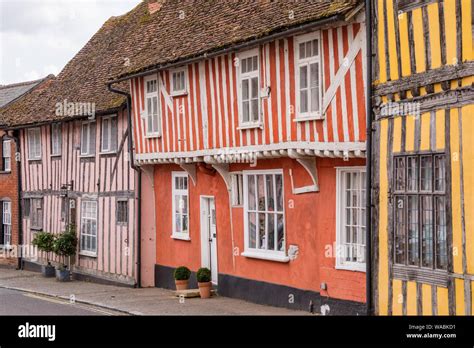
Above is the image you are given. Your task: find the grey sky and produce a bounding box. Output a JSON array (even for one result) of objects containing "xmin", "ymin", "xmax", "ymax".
[{"xmin": 0, "ymin": 0, "xmax": 142, "ymax": 85}]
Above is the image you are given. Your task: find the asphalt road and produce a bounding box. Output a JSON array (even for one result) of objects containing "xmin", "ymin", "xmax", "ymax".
[{"xmin": 0, "ymin": 288, "xmax": 122, "ymax": 315}]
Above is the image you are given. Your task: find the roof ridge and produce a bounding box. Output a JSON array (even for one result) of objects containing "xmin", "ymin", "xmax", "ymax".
[{"xmin": 0, "ymin": 74, "xmax": 54, "ymax": 90}]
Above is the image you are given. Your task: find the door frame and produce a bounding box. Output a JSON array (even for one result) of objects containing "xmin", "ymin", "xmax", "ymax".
[{"xmin": 199, "ymin": 195, "xmax": 218, "ymax": 284}]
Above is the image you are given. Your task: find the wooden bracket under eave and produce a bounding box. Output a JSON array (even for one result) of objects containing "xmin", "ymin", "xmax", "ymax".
[
  {"xmin": 179, "ymin": 163, "xmax": 197, "ymax": 186},
  {"xmin": 211, "ymin": 163, "xmax": 232, "ymax": 191},
  {"xmin": 289, "ymin": 157, "xmax": 319, "ymax": 195}
]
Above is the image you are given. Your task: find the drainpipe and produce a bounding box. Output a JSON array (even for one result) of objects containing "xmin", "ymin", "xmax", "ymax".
[
  {"xmin": 11, "ymin": 130, "xmax": 23, "ymax": 270},
  {"xmin": 365, "ymin": 0, "xmax": 373, "ymax": 316},
  {"xmin": 107, "ymin": 83, "xmax": 142, "ymax": 288}
]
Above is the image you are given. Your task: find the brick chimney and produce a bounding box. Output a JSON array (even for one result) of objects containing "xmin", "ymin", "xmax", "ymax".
[{"xmin": 148, "ymin": 0, "xmax": 164, "ymax": 15}]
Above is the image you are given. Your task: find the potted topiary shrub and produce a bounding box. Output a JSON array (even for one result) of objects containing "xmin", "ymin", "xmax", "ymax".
[
  {"xmin": 173, "ymin": 266, "xmax": 191, "ymax": 290},
  {"xmin": 52, "ymin": 225, "xmax": 77, "ymax": 282},
  {"xmin": 32, "ymin": 232, "xmax": 56, "ymax": 277},
  {"xmin": 197, "ymin": 267, "xmax": 212, "ymax": 299}
]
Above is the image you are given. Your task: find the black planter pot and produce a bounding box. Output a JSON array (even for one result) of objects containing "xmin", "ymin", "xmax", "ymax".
[
  {"xmin": 55, "ymin": 269, "xmax": 71, "ymax": 282},
  {"xmin": 41, "ymin": 264, "xmax": 55, "ymax": 278}
]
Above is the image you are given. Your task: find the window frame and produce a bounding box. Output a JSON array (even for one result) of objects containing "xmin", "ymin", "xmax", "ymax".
[
  {"xmin": 50, "ymin": 123, "xmax": 62, "ymax": 157},
  {"xmin": 294, "ymin": 31, "xmax": 323, "ymax": 121},
  {"xmin": 143, "ymin": 74, "xmax": 161, "ymax": 138},
  {"xmin": 80, "ymin": 200, "xmax": 98, "ymax": 257},
  {"xmin": 237, "ymin": 48, "xmax": 262, "ymax": 129},
  {"xmin": 230, "ymin": 173, "xmax": 244, "ymax": 207},
  {"xmin": 2, "ymin": 200, "xmax": 12, "ymax": 248},
  {"xmin": 100, "ymin": 115, "xmax": 118, "ymax": 154},
  {"xmin": 116, "ymin": 199, "xmax": 129, "ymax": 225},
  {"xmin": 27, "ymin": 127, "xmax": 42, "ymax": 161},
  {"xmin": 170, "ymin": 67, "xmax": 188, "ymax": 97},
  {"xmin": 30, "ymin": 198, "xmax": 43, "ymax": 230},
  {"xmin": 242, "ymin": 169, "xmax": 288, "ymax": 262},
  {"xmin": 392, "ymin": 152, "xmax": 449, "ymax": 274},
  {"xmin": 2, "ymin": 139, "xmax": 11, "ymax": 172},
  {"xmin": 171, "ymin": 171, "xmax": 190, "ymax": 241},
  {"xmin": 80, "ymin": 121, "xmax": 96, "ymax": 157},
  {"xmin": 335, "ymin": 167, "xmax": 367, "ymax": 272}
]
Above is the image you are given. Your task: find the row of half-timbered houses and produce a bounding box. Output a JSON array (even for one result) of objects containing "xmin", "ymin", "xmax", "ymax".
[{"xmin": 1, "ymin": 0, "xmax": 472, "ymax": 316}]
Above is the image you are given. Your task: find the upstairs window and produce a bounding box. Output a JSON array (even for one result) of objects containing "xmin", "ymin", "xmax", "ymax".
[
  {"xmin": 238, "ymin": 49, "xmax": 260, "ymax": 127},
  {"xmin": 171, "ymin": 68, "xmax": 187, "ymax": 96},
  {"xmin": 81, "ymin": 121, "xmax": 96, "ymax": 156},
  {"xmin": 51, "ymin": 123, "xmax": 61, "ymax": 156},
  {"xmin": 27, "ymin": 128, "xmax": 42, "ymax": 160},
  {"xmin": 393, "ymin": 153, "xmax": 448, "ymax": 271},
  {"xmin": 144, "ymin": 76, "xmax": 161, "ymax": 137},
  {"xmin": 172, "ymin": 172, "xmax": 189, "ymax": 240},
  {"xmin": 296, "ymin": 32, "xmax": 322, "ymax": 120},
  {"xmin": 2, "ymin": 139, "xmax": 11, "ymax": 172},
  {"xmin": 101, "ymin": 115, "xmax": 118, "ymax": 153}
]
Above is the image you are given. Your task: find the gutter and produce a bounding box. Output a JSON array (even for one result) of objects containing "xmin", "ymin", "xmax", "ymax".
[
  {"xmin": 107, "ymin": 83, "xmax": 142, "ymax": 288},
  {"xmin": 365, "ymin": 0, "xmax": 373, "ymax": 316},
  {"xmin": 10, "ymin": 131, "xmax": 23, "ymax": 270},
  {"xmin": 108, "ymin": 14, "xmax": 344, "ymax": 84}
]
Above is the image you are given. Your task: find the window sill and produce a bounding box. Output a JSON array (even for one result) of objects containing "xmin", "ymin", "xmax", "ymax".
[
  {"xmin": 335, "ymin": 262, "xmax": 366, "ymax": 273},
  {"xmin": 50, "ymin": 154, "xmax": 61, "ymax": 158},
  {"xmin": 144, "ymin": 134, "xmax": 161, "ymax": 139},
  {"xmin": 30, "ymin": 227, "xmax": 43, "ymax": 231},
  {"xmin": 237, "ymin": 123, "xmax": 263, "ymax": 130},
  {"xmin": 27, "ymin": 158, "xmax": 42, "ymax": 162},
  {"xmin": 392, "ymin": 264, "xmax": 449, "ymax": 287},
  {"xmin": 99, "ymin": 151, "xmax": 117, "ymax": 156},
  {"xmin": 171, "ymin": 234, "xmax": 191, "ymax": 241},
  {"xmin": 79, "ymin": 251, "xmax": 97, "ymax": 258},
  {"xmin": 294, "ymin": 115, "xmax": 324, "ymax": 122},
  {"xmin": 241, "ymin": 251, "xmax": 290, "ymax": 263},
  {"xmin": 171, "ymin": 91, "xmax": 188, "ymax": 97},
  {"xmin": 79, "ymin": 154, "xmax": 95, "ymax": 159},
  {"xmin": 0, "ymin": 170, "xmax": 12, "ymax": 174}
]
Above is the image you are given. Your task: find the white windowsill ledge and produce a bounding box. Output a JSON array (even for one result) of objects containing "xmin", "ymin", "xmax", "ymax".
[
  {"xmin": 241, "ymin": 251, "xmax": 290, "ymax": 263},
  {"xmin": 293, "ymin": 116, "xmax": 324, "ymax": 122},
  {"xmin": 144, "ymin": 134, "xmax": 162, "ymax": 139},
  {"xmin": 170, "ymin": 234, "xmax": 191, "ymax": 241},
  {"xmin": 79, "ymin": 251, "xmax": 97, "ymax": 258},
  {"xmin": 335, "ymin": 263, "xmax": 366, "ymax": 273},
  {"xmin": 237, "ymin": 123, "xmax": 263, "ymax": 130},
  {"xmin": 170, "ymin": 91, "xmax": 188, "ymax": 97},
  {"xmin": 79, "ymin": 154, "xmax": 95, "ymax": 159}
]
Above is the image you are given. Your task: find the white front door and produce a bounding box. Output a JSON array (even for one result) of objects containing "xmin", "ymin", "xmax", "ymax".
[{"xmin": 200, "ymin": 196, "xmax": 218, "ymax": 284}]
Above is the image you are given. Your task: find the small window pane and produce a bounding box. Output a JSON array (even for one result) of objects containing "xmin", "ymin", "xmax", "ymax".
[
  {"xmin": 394, "ymin": 196, "xmax": 406, "ymax": 264},
  {"xmin": 434, "ymin": 155, "xmax": 445, "ymax": 192},
  {"xmin": 299, "ymin": 43, "xmax": 306, "ymax": 59},
  {"xmin": 421, "ymin": 195, "xmax": 434, "ymax": 268},
  {"xmin": 435, "ymin": 196, "xmax": 447, "ymax": 270},
  {"xmin": 395, "ymin": 157, "xmax": 406, "ymax": 191},
  {"xmin": 420, "ymin": 156, "xmax": 432, "ymax": 192}
]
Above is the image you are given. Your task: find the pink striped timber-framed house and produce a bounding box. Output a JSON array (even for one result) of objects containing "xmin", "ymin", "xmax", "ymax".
[
  {"xmin": 0, "ymin": 14, "xmax": 140, "ymax": 286},
  {"xmin": 108, "ymin": 0, "xmax": 369, "ymax": 314}
]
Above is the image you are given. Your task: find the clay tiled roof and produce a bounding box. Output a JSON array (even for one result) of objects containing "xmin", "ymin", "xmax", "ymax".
[
  {"xmin": 0, "ymin": 0, "xmax": 359, "ymax": 128},
  {"xmin": 110, "ymin": 0, "xmax": 359, "ymax": 80}
]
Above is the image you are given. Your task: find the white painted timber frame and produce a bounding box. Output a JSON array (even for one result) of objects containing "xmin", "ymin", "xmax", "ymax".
[{"xmin": 322, "ymin": 25, "xmax": 364, "ymax": 115}]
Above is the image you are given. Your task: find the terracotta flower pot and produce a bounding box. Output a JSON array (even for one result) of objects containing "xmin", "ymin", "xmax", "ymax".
[
  {"xmin": 198, "ymin": 282, "xmax": 212, "ymax": 298},
  {"xmin": 175, "ymin": 279, "xmax": 189, "ymax": 291}
]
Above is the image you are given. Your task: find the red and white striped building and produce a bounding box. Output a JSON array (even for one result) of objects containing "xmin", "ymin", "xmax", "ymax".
[{"xmin": 115, "ymin": 0, "xmax": 368, "ymax": 314}]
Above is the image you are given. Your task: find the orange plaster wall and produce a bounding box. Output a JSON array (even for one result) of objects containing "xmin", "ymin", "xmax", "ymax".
[{"xmin": 153, "ymin": 157, "xmax": 366, "ymax": 303}]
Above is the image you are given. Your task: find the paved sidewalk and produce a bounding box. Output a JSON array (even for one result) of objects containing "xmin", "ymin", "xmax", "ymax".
[{"xmin": 0, "ymin": 268, "xmax": 308, "ymax": 315}]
